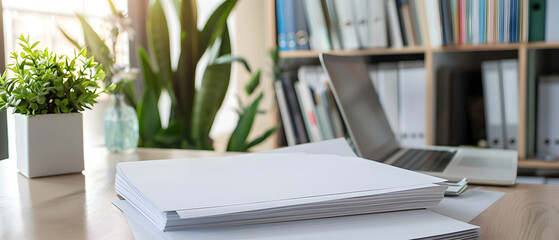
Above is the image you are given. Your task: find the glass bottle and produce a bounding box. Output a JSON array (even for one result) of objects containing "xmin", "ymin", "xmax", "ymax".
[{"xmin": 103, "ymin": 94, "xmax": 139, "ymax": 153}]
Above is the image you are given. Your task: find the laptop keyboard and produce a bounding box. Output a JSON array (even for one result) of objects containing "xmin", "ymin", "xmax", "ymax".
[{"xmin": 391, "ymin": 149, "xmax": 456, "ymax": 172}]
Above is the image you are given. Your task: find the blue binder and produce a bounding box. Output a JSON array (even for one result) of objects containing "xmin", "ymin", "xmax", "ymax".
[{"xmin": 276, "ymin": 0, "xmax": 288, "ymax": 51}]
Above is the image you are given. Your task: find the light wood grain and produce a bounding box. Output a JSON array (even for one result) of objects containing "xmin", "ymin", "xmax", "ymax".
[
  {"xmin": 517, "ymin": 46, "xmax": 528, "ymax": 158},
  {"xmin": 518, "ymin": 159, "xmax": 559, "ymax": 169},
  {"xmin": 278, "ymin": 46, "xmax": 426, "ymax": 58},
  {"xmin": 471, "ymin": 184, "xmax": 559, "ymax": 240},
  {"xmin": 0, "ymin": 147, "xmax": 235, "ymax": 240}
]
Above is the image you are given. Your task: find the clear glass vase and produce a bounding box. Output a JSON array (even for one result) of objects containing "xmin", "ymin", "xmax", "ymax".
[{"xmin": 103, "ymin": 94, "xmax": 139, "ymax": 153}]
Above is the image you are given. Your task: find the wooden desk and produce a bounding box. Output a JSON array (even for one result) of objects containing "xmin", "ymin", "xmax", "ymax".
[{"xmin": 1, "ymin": 147, "xmax": 558, "ymax": 240}]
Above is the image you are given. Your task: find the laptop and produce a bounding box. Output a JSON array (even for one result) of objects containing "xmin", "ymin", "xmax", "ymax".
[{"xmin": 319, "ymin": 54, "xmax": 517, "ymax": 186}]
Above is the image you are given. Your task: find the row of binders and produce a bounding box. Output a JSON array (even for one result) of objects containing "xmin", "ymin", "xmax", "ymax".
[
  {"xmin": 275, "ymin": 62, "xmax": 428, "ymax": 148},
  {"xmin": 534, "ymin": 76, "xmax": 559, "ymax": 159},
  {"xmin": 435, "ymin": 59, "xmax": 520, "ymax": 150},
  {"xmin": 275, "ymin": 0, "xmax": 535, "ymax": 51},
  {"xmin": 481, "ymin": 59, "xmax": 519, "ymax": 150},
  {"xmin": 114, "ymin": 140, "xmax": 480, "ymax": 238}
]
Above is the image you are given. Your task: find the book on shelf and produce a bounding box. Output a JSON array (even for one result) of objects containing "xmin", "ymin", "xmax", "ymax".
[
  {"xmin": 278, "ymin": 73, "xmax": 309, "ymax": 145},
  {"xmin": 278, "ymin": 61, "xmax": 432, "ymax": 147},
  {"xmin": 303, "ymin": 0, "xmax": 332, "ymax": 50}
]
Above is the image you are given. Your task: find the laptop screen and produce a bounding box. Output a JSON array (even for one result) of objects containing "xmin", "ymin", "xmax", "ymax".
[{"xmin": 319, "ymin": 54, "xmax": 400, "ymax": 161}]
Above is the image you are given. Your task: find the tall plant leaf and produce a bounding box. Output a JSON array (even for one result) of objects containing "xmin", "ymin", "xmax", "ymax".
[
  {"xmin": 122, "ymin": 79, "xmax": 137, "ymax": 109},
  {"xmin": 58, "ymin": 27, "xmax": 83, "ymax": 50},
  {"xmin": 76, "ymin": 14, "xmax": 113, "ymax": 85},
  {"xmin": 227, "ymin": 93, "xmax": 264, "ymax": 151},
  {"xmin": 108, "ymin": 0, "xmax": 118, "ymax": 16},
  {"xmin": 155, "ymin": 120, "xmax": 183, "ymax": 148},
  {"xmin": 148, "ymin": 0, "xmax": 172, "ymax": 87},
  {"xmin": 198, "ymin": 0, "xmax": 238, "ymax": 60},
  {"xmin": 138, "ymin": 47, "xmax": 161, "ymax": 98},
  {"xmin": 190, "ymin": 63, "xmax": 231, "ymax": 150},
  {"xmin": 137, "ymin": 90, "xmax": 162, "ymax": 147},
  {"xmin": 174, "ymin": 0, "xmax": 198, "ymax": 138}
]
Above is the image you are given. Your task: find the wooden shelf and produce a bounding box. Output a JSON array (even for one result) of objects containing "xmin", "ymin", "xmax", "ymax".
[
  {"xmin": 526, "ymin": 41, "xmax": 559, "ymax": 49},
  {"xmin": 278, "ymin": 42, "xmax": 559, "ymax": 59},
  {"xmin": 431, "ymin": 43, "xmax": 523, "ymax": 52},
  {"xmin": 518, "ymin": 159, "xmax": 559, "ymax": 169},
  {"xmin": 279, "ymin": 46, "xmax": 427, "ymax": 59},
  {"xmin": 268, "ymin": 0, "xmax": 559, "ymax": 169}
]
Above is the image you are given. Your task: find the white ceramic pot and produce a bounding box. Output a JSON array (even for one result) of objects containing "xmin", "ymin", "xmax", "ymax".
[{"xmin": 15, "ymin": 112, "xmax": 84, "ymax": 178}]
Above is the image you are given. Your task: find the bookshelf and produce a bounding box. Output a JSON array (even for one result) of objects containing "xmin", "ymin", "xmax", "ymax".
[{"xmin": 266, "ymin": 0, "xmax": 559, "ymax": 169}]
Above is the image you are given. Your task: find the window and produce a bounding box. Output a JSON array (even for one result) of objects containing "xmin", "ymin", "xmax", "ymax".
[{"xmin": 2, "ymin": 0, "xmax": 129, "ymax": 66}]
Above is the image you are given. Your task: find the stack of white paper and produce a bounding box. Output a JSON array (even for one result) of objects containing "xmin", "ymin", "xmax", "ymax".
[
  {"xmin": 114, "ymin": 200, "xmax": 480, "ymax": 240},
  {"xmin": 115, "ymin": 153, "xmax": 448, "ymax": 231}
]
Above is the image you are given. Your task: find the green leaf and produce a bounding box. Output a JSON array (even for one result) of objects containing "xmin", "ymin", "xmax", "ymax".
[
  {"xmin": 227, "ymin": 93, "xmax": 264, "ymax": 151},
  {"xmin": 76, "ymin": 14, "xmax": 113, "ymax": 85},
  {"xmin": 173, "ymin": 0, "xmax": 198, "ymax": 135},
  {"xmin": 58, "ymin": 26, "xmax": 83, "ymax": 50},
  {"xmin": 212, "ymin": 54, "xmax": 251, "ymax": 72},
  {"xmin": 244, "ymin": 69, "xmax": 260, "ymax": 95},
  {"xmin": 154, "ymin": 120, "xmax": 183, "ymax": 148},
  {"xmin": 244, "ymin": 126, "xmax": 278, "ymax": 151},
  {"xmin": 180, "ymin": 0, "xmax": 198, "ymax": 60},
  {"xmin": 148, "ymin": 0, "xmax": 173, "ymax": 87},
  {"xmin": 190, "ymin": 63, "xmax": 231, "ymax": 149},
  {"xmin": 122, "ymin": 79, "xmax": 137, "ymax": 109},
  {"xmin": 108, "ymin": 0, "xmax": 119, "ymax": 16},
  {"xmin": 138, "ymin": 47, "xmax": 161, "ymax": 99},
  {"xmin": 198, "ymin": 0, "xmax": 237, "ymax": 59},
  {"xmin": 137, "ymin": 89, "xmax": 162, "ymax": 147}
]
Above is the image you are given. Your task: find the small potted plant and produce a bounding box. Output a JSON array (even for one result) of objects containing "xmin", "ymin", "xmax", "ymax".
[{"xmin": 0, "ymin": 35, "xmax": 104, "ymax": 178}]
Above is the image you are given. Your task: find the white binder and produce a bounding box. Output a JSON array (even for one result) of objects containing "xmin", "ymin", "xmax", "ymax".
[
  {"xmin": 377, "ymin": 62, "xmax": 400, "ymax": 139},
  {"xmin": 482, "ymin": 61, "xmax": 506, "ymax": 149},
  {"xmin": 424, "ymin": 0, "xmax": 442, "ymax": 47},
  {"xmin": 546, "ymin": 0, "xmax": 559, "ymax": 41},
  {"xmin": 303, "ymin": 0, "xmax": 332, "ymax": 50},
  {"xmin": 352, "ymin": 0, "xmax": 369, "ymax": 48},
  {"xmin": 500, "ymin": 59, "xmax": 519, "ymax": 150},
  {"xmin": 386, "ymin": 0, "xmax": 404, "ymax": 48},
  {"xmin": 366, "ymin": 0, "xmax": 388, "ymax": 48},
  {"xmin": 398, "ymin": 61, "xmax": 426, "ymax": 147},
  {"xmin": 333, "ymin": 0, "xmax": 361, "ymax": 50},
  {"xmin": 537, "ymin": 76, "xmax": 559, "ymax": 157}
]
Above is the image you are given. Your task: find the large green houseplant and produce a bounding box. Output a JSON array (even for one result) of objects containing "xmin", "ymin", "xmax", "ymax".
[
  {"xmin": 0, "ymin": 36, "xmax": 104, "ymax": 177},
  {"xmin": 137, "ymin": 0, "xmax": 275, "ymax": 151}
]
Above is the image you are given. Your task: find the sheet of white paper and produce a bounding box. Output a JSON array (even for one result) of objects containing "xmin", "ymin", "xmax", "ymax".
[
  {"xmin": 176, "ymin": 184, "xmax": 436, "ymax": 218},
  {"xmin": 117, "ymin": 153, "xmax": 445, "ymax": 212},
  {"xmin": 430, "ymin": 188, "xmax": 505, "ymax": 222},
  {"xmin": 262, "ymin": 138, "xmax": 357, "ymax": 157},
  {"xmin": 113, "ymin": 200, "xmax": 478, "ymax": 240}
]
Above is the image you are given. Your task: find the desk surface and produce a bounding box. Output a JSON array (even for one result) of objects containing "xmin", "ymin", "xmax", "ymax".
[{"xmin": 1, "ymin": 147, "xmax": 559, "ymax": 240}]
